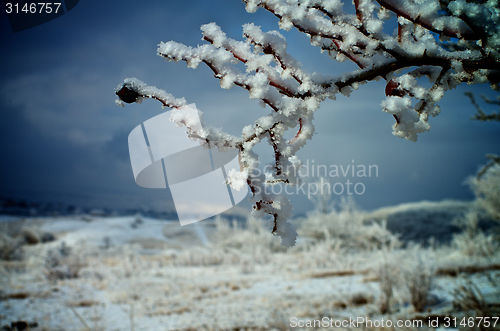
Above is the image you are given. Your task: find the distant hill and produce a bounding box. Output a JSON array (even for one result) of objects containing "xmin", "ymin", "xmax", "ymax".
[
  {"xmin": 0, "ymin": 196, "xmax": 249, "ymax": 222},
  {"xmin": 366, "ymin": 200, "xmax": 497, "ymax": 245}
]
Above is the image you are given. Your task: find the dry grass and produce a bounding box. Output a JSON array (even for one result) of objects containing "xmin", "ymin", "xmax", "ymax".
[
  {"xmin": 0, "ymin": 233, "xmax": 24, "ymax": 261},
  {"xmin": 467, "ymin": 164, "xmax": 500, "ymax": 222},
  {"xmin": 67, "ymin": 300, "xmax": 101, "ymax": 307},
  {"xmin": 349, "ymin": 292, "xmax": 373, "ymax": 306},
  {"xmin": 268, "ymin": 311, "xmax": 290, "ymax": 331},
  {"xmin": 452, "ymin": 210, "xmax": 499, "ymax": 257},
  {"xmin": 403, "ymin": 249, "xmax": 435, "ymax": 313},
  {"xmin": 378, "ymin": 260, "xmax": 397, "ymax": 314},
  {"xmin": 308, "ymin": 269, "xmax": 357, "ymax": 278},
  {"xmin": 451, "ymin": 275, "xmax": 500, "ymax": 331},
  {"xmin": 298, "ymin": 198, "xmax": 401, "ymax": 251},
  {"xmin": 44, "ymin": 242, "xmax": 86, "ymax": 281},
  {"xmin": 212, "ymin": 216, "xmax": 288, "ymax": 254},
  {"xmin": 436, "ymin": 263, "xmax": 500, "ymax": 277}
]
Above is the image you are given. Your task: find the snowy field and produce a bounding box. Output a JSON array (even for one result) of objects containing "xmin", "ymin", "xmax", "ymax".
[{"xmin": 1, "ymin": 199, "xmax": 499, "ymax": 331}]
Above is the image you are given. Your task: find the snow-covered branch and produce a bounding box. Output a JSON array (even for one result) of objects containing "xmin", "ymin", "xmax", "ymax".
[{"xmin": 117, "ymin": 0, "xmax": 499, "ymax": 246}]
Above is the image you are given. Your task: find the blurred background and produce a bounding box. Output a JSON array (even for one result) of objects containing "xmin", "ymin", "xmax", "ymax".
[
  {"xmin": 1, "ymin": 0, "xmax": 499, "ymax": 218},
  {"xmin": 1, "ymin": 2, "xmax": 500, "ymax": 330}
]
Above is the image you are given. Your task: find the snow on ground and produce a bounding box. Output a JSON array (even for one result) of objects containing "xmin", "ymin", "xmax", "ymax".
[
  {"xmin": 41, "ymin": 216, "xmax": 175, "ymax": 247},
  {"xmin": 0, "ymin": 201, "xmax": 499, "ymax": 330}
]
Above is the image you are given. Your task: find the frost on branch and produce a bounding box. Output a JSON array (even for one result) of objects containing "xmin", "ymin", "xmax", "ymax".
[{"xmin": 117, "ymin": 0, "xmax": 499, "ymax": 246}]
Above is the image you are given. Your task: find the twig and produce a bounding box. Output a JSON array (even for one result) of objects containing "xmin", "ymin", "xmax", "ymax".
[
  {"xmin": 70, "ymin": 307, "xmax": 92, "ymax": 331},
  {"xmin": 130, "ymin": 303, "xmax": 135, "ymax": 331}
]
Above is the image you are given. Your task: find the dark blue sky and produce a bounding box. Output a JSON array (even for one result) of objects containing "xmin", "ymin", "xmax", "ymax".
[{"xmin": 1, "ymin": 0, "xmax": 499, "ymax": 216}]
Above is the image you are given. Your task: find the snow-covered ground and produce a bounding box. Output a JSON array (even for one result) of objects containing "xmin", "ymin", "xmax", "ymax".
[{"xmin": 0, "ymin": 200, "xmax": 499, "ymax": 330}]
